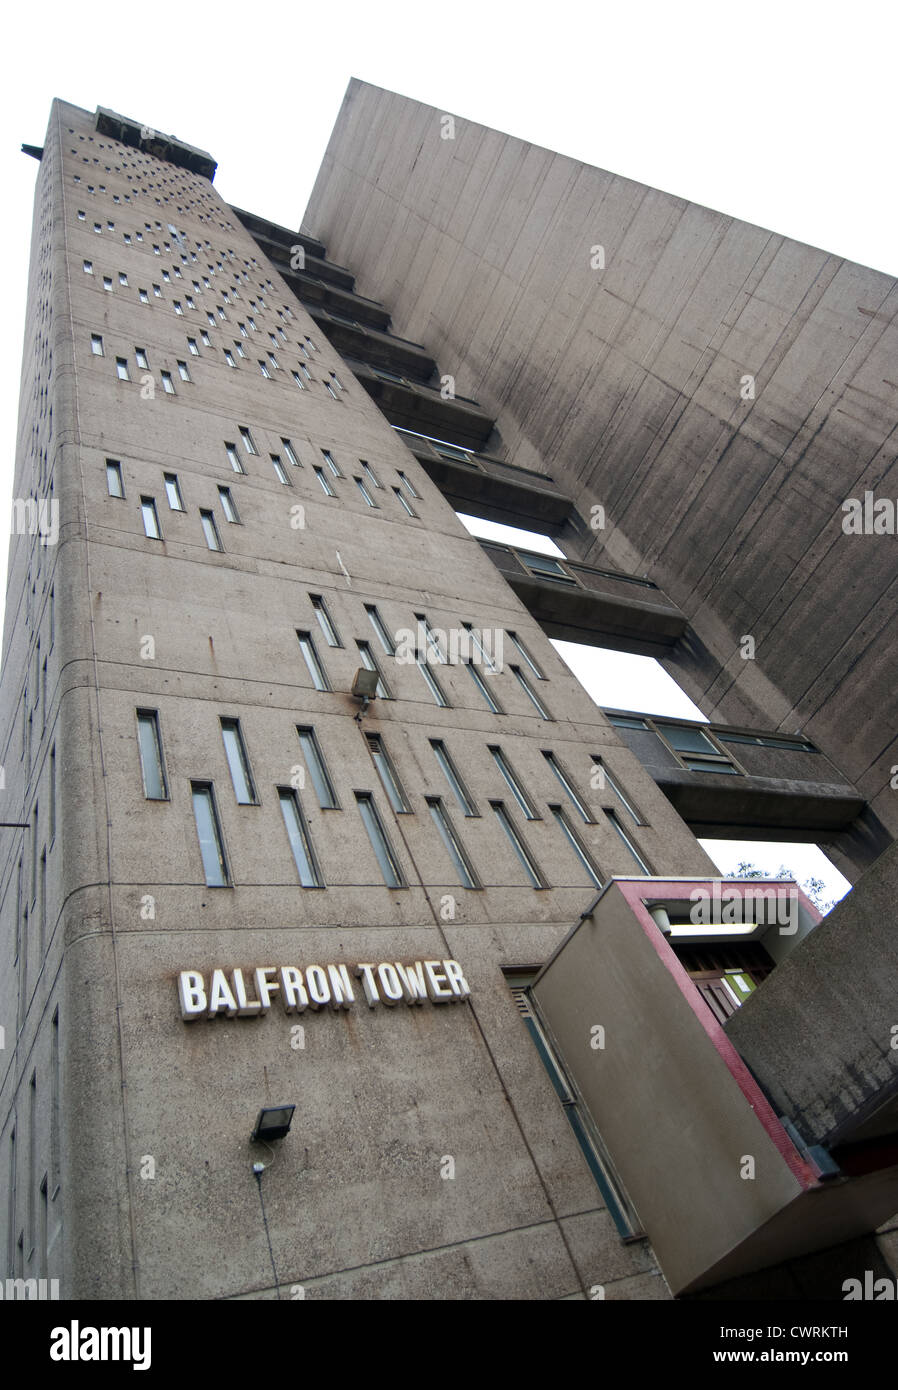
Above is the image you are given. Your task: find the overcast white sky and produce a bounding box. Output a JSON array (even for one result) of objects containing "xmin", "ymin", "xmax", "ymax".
[{"xmin": 5, "ymin": 0, "xmax": 891, "ymax": 904}]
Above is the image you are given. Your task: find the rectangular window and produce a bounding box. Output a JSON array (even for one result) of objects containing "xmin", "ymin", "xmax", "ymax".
[
  {"xmin": 135, "ymin": 348, "xmax": 149, "ymax": 370},
  {"xmin": 278, "ymin": 789, "xmax": 323, "ymax": 887},
  {"xmin": 139, "ymin": 289, "xmax": 148, "ymax": 304},
  {"xmin": 417, "ymin": 655, "xmax": 449, "ymax": 707},
  {"xmin": 218, "ymin": 486, "xmax": 240, "ymax": 523},
  {"xmin": 365, "ymin": 733, "xmax": 411, "ymax": 813},
  {"xmin": 430, "ymin": 739, "xmax": 477, "ymax": 815},
  {"xmin": 187, "ymin": 338, "xmax": 199, "ymax": 355},
  {"xmin": 393, "ymin": 487, "xmax": 417, "ymax": 517},
  {"xmin": 220, "ymin": 718, "xmax": 257, "ymax": 804},
  {"xmin": 310, "ymin": 595, "xmax": 341, "ymax": 647},
  {"xmin": 542, "ymin": 751, "xmax": 593, "ymax": 821},
  {"xmin": 90, "ymin": 334, "xmax": 104, "ymax": 356},
  {"xmin": 201, "ymin": 330, "xmax": 211, "ymax": 346},
  {"xmin": 136, "ymin": 710, "xmax": 168, "ymax": 799},
  {"xmin": 161, "ymin": 371, "xmax": 175, "ymax": 394},
  {"xmin": 296, "ymin": 631, "xmax": 330, "ymax": 691},
  {"xmin": 507, "ymin": 631, "xmax": 545, "ymax": 680},
  {"xmin": 322, "ymin": 450, "xmax": 342, "ymax": 478},
  {"xmin": 397, "ymin": 471, "xmax": 419, "ymax": 498},
  {"xmin": 291, "ymin": 371, "xmax": 306, "ymax": 390},
  {"xmin": 521, "ymin": 552, "xmax": 575, "ymax": 584},
  {"xmin": 511, "ymin": 665, "xmax": 551, "ymax": 719},
  {"xmin": 355, "ymin": 793, "xmax": 405, "ymax": 888},
  {"xmin": 239, "ymin": 426, "xmax": 258, "ymax": 455},
  {"xmin": 281, "ymin": 438, "xmax": 300, "ymax": 467},
  {"xmin": 605, "ymin": 809, "xmax": 651, "ymax": 873},
  {"xmin": 267, "ymin": 353, "xmax": 280, "ymax": 370},
  {"xmin": 489, "ymin": 746, "xmax": 538, "ymax": 819},
  {"xmin": 355, "ymin": 477, "xmax": 378, "ymax": 507},
  {"xmin": 119, "ymin": 272, "xmax": 128, "ymax": 286},
  {"xmin": 103, "ymin": 277, "xmax": 113, "ymax": 292},
  {"xmin": 153, "ymin": 285, "xmax": 162, "ymax": 297},
  {"xmin": 296, "ymin": 727, "xmax": 339, "ymax": 809},
  {"xmin": 225, "ymin": 442, "xmax": 244, "ymax": 474},
  {"xmin": 491, "ymin": 802, "xmax": 545, "ymax": 887},
  {"xmin": 191, "ymin": 782, "xmax": 229, "ymax": 886},
  {"xmin": 49, "ymin": 745, "xmax": 56, "ymax": 842},
  {"xmin": 590, "ymin": 757, "xmax": 646, "ymax": 825},
  {"xmin": 551, "ymin": 806, "xmax": 602, "ymax": 887},
  {"xmin": 427, "ymin": 797, "xmax": 479, "ymax": 888},
  {"xmin": 234, "ymin": 342, "xmax": 246, "ymax": 358},
  {"xmin": 106, "ymin": 460, "xmax": 124, "ymax": 497},
  {"xmin": 177, "ymin": 360, "xmax": 191, "ymax": 381},
  {"xmin": 200, "ymin": 510, "xmax": 223, "ymax": 551},
  {"xmin": 313, "ymin": 466, "xmax": 336, "ymax": 496},
  {"xmin": 224, "ymin": 351, "xmax": 237, "ymax": 368},
  {"xmin": 365, "ymin": 604, "xmax": 394, "ymax": 655},
  {"xmin": 271, "ymin": 455, "xmax": 290, "ymax": 485},
  {"xmin": 173, "ymin": 301, "xmax": 184, "ymax": 316},
  {"xmin": 83, "ymin": 260, "xmax": 93, "ymax": 274},
  {"xmin": 356, "ymin": 641, "xmax": 391, "ymax": 698},
  {"xmin": 116, "ymin": 357, "xmax": 131, "ymax": 381},
  {"xmin": 163, "ymin": 473, "xmax": 184, "ymax": 510},
  {"xmin": 140, "ymin": 497, "xmax": 161, "ymax": 539},
  {"xmin": 416, "ymin": 614, "xmax": 445, "ymax": 663},
  {"xmin": 466, "ymin": 660, "xmax": 504, "ymax": 714},
  {"xmin": 360, "ymin": 460, "xmax": 382, "ymax": 490}
]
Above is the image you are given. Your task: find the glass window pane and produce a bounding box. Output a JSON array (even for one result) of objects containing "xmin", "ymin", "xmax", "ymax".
[
  {"xmin": 657, "ymin": 723, "xmax": 718, "ymax": 755},
  {"xmin": 356, "ymin": 793, "xmax": 404, "ymax": 887},
  {"xmin": 489, "ymin": 746, "xmax": 538, "ymax": 819},
  {"xmin": 220, "ymin": 719, "xmax": 256, "ymax": 803},
  {"xmin": 297, "ymin": 632, "xmax": 330, "ymax": 691},
  {"xmin": 365, "ymin": 605, "xmax": 395, "ymax": 655},
  {"xmin": 427, "ymin": 798, "xmax": 478, "ymax": 888},
  {"xmin": 311, "ymin": 596, "xmax": 341, "ymax": 647},
  {"xmin": 551, "ymin": 806, "xmax": 602, "ymax": 887},
  {"xmin": 366, "ymin": 734, "xmax": 411, "ymax": 813},
  {"xmin": 136, "ymin": 711, "xmax": 167, "ymax": 799},
  {"xmin": 511, "ymin": 666, "xmax": 551, "ymax": 719},
  {"xmin": 542, "ymin": 751, "xmax": 592, "ymax": 821},
  {"xmin": 278, "ymin": 789, "xmax": 321, "ymax": 887},
  {"xmin": 297, "ymin": 727, "xmax": 338, "ymax": 808},
  {"xmin": 192, "ymin": 784, "xmax": 228, "ymax": 886},
  {"xmin": 430, "ymin": 740, "xmax": 476, "ymax": 815},
  {"xmin": 491, "ymin": 802, "xmax": 544, "ymax": 887}
]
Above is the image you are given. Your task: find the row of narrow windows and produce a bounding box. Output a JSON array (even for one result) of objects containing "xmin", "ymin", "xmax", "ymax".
[
  {"xmin": 136, "ymin": 710, "xmax": 652, "ymax": 891},
  {"xmin": 3, "ymin": 1007, "xmax": 60, "ymax": 1282},
  {"xmin": 88, "ymin": 333, "xmax": 340, "ymax": 396}
]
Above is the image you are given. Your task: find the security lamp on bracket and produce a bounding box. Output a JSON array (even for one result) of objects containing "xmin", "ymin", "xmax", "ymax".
[{"xmin": 351, "ymin": 667, "xmax": 380, "ymax": 722}]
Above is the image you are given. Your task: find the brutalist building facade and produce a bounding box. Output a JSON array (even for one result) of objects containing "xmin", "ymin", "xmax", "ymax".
[{"xmin": 1, "ymin": 90, "xmax": 897, "ymax": 1301}]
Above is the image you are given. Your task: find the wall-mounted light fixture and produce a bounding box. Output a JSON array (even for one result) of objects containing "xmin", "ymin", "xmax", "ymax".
[
  {"xmin": 351, "ymin": 667, "xmax": 379, "ymax": 721},
  {"xmin": 251, "ymin": 1104, "xmax": 295, "ymax": 1144}
]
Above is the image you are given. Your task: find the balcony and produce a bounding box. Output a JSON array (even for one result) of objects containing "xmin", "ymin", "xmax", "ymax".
[
  {"xmin": 305, "ymin": 311, "xmax": 435, "ymax": 381},
  {"xmin": 531, "ymin": 876, "xmax": 898, "ymax": 1294},
  {"xmin": 479, "ymin": 542, "xmax": 687, "ymax": 655},
  {"xmin": 231, "ymin": 206, "xmax": 326, "ymax": 260},
  {"xmin": 344, "ymin": 359, "xmax": 495, "ymax": 451},
  {"xmin": 604, "ymin": 710, "xmax": 866, "ymax": 839},
  {"xmin": 282, "ymin": 271, "xmax": 391, "ymax": 331},
  {"xmin": 394, "ymin": 428, "xmax": 574, "ymax": 531}
]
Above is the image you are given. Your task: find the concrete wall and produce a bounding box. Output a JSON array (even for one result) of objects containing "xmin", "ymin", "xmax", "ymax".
[
  {"xmin": 0, "ymin": 99, "xmax": 721, "ymax": 1301},
  {"xmin": 304, "ymin": 79, "xmax": 898, "ymax": 858}
]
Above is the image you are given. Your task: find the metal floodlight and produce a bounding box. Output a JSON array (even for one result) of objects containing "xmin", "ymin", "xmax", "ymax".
[
  {"xmin": 251, "ymin": 1104, "xmax": 295, "ymax": 1144},
  {"xmin": 351, "ymin": 667, "xmax": 379, "ymax": 699}
]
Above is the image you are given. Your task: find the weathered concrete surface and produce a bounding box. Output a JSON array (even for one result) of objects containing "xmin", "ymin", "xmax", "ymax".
[
  {"xmin": 727, "ymin": 838, "xmax": 898, "ymax": 1149},
  {"xmin": 304, "ymin": 79, "xmax": 898, "ymax": 857}
]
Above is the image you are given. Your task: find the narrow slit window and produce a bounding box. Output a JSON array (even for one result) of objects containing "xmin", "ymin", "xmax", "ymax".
[
  {"xmin": 90, "ymin": 334, "xmax": 104, "ymax": 356},
  {"xmin": 394, "ymin": 487, "xmax": 417, "ymax": 517},
  {"xmin": 590, "ymin": 757, "xmax": 646, "ymax": 825},
  {"xmin": 511, "ymin": 665, "xmax": 552, "ymax": 719},
  {"xmin": 365, "ymin": 734, "xmax": 411, "ymax": 813},
  {"xmin": 310, "ymin": 595, "xmax": 341, "ymax": 647},
  {"xmin": 322, "ymin": 450, "xmax": 341, "ymax": 477},
  {"xmin": 106, "ymin": 460, "xmax": 124, "ymax": 497},
  {"xmin": 225, "ymin": 442, "xmax": 244, "ymax": 474},
  {"xmin": 542, "ymin": 751, "xmax": 593, "ymax": 821},
  {"xmin": 136, "ymin": 710, "xmax": 168, "ymax": 799},
  {"xmin": 218, "ymin": 487, "xmax": 240, "ymax": 523},
  {"xmin": 160, "ymin": 371, "xmax": 175, "ymax": 394},
  {"xmin": 191, "ymin": 782, "xmax": 229, "ymax": 886},
  {"xmin": 489, "ymin": 746, "xmax": 538, "ymax": 819},
  {"xmin": 417, "ymin": 655, "xmax": 449, "ymax": 707},
  {"xmin": 355, "ymin": 793, "xmax": 405, "ymax": 888},
  {"xmin": 491, "ymin": 802, "xmax": 545, "ymax": 888},
  {"xmin": 397, "ymin": 471, "xmax": 419, "ymax": 498},
  {"xmin": 605, "ymin": 809, "xmax": 652, "ymax": 873},
  {"xmin": 200, "ymin": 509, "xmax": 223, "ymax": 551},
  {"xmin": 427, "ymin": 797, "xmax": 480, "ymax": 889},
  {"xmin": 507, "ymin": 631, "xmax": 545, "ymax": 680},
  {"xmin": 278, "ymin": 789, "xmax": 323, "ymax": 887},
  {"xmin": 466, "ymin": 660, "xmax": 503, "ymax": 714},
  {"xmin": 430, "ymin": 739, "xmax": 477, "ymax": 815},
  {"xmin": 135, "ymin": 348, "xmax": 149, "ymax": 370},
  {"xmin": 296, "ymin": 631, "xmax": 330, "ymax": 691},
  {"xmin": 360, "ymin": 460, "xmax": 381, "ymax": 489},
  {"xmin": 140, "ymin": 497, "xmax": 161, "ymax": 539},
  {"xmin": 220, "ymin": 717, "xmax": 257, "ymax": 804},
  {"xmin": 355, "ymin": 477, "xmax": 378, "ymax": 507},
  {"xmin": 313, "ymin": 466, "xmax": 336, "ymax": 496},
  {"xmin": 551, "ymin": 805, "xmax": 603, "ymax": 887},
  {"xmin": 281, "ymin": 438, "xmax": 300, "ymax": 467},
  {"xmin": 163, "ymin": 473, "xmax": 184, "ymax": 510},
  {"xmin": 365, "ymin": 604, "xmax": 394, "ymax": 655},
  {"xmin": 239, "ymin": 426, "xmax": 258, "ymax": 455},
  {"xmin": 271, "ymin": 454, "xmax": 290, "ymax": 485},
  {"xmin": 296, "ymin": 727, "xmax": 339, "ymax": 809}
]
